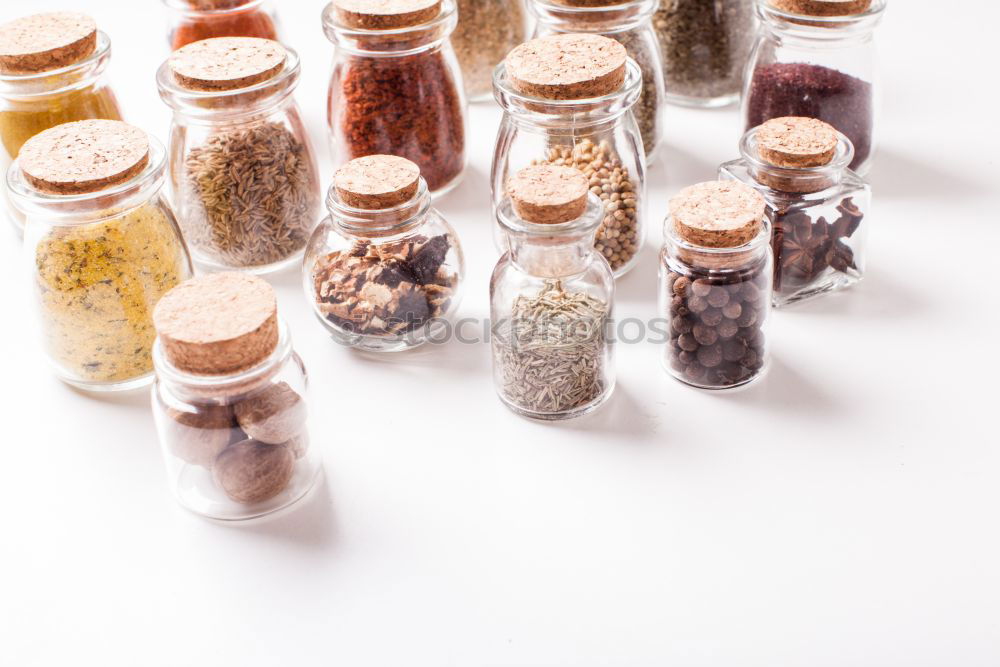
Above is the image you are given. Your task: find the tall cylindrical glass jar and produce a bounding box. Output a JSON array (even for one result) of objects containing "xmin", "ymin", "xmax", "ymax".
[
  {"xmin": 323, "ymin": 0, "xmax": 468, "ymax": 197},
  {"xmin": 164, "ymin": 0, "xmax": 282, "ymax": 50},
  {"xmin": 492, "ymin": 33, "xmax": 646, "ymax": 278},
  {"xmin": 157, "ymin": 37, "xmax": 322, "ymax": 273},
  {"xmin": 742, "ymin": 0, "xmax": 886, "ymax": 175},
  {"xmin": 7, "ymin": 120, "xmax": 192, "ymax": 391},
  {"xmin": 451, "ymin": 0, "xmax": 530, "ymax": 102}
]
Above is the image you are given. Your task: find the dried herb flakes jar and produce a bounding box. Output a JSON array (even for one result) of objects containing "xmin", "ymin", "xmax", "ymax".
[
  {"xmin": 304, "ymin": 155, "xmax": 465, "ymax": 352},
  {"xmin": 492, "ymin": 33, "xmax": 646, "ymax": 278},
  {"xmin": 452, "ymin": 0, "xmax": 529, "ymax": 102},
  {"xmin": 492, "ymin": 165, "xmax": 615, "ymax": 420},
  {"xmin": 323, "ymin": 0, "xmax": 468, "ymax": 197},
  {"xmin": 7, "ymin": 120, "xmax": 192, "ymax": 391},
  {"xmin": 164, "ymin": 0, "xmax": 281, "ymax": 51},
  {"xmin": 157, "ymin": 37, "xmax": 322, "ymax": 273},
  {"xmin": 660, "ymin": 181, "xmax": 773, "ymax": 390},
  {"xmin": 152, "ymin": 272, "xmax": 321, "ymax": 521}
]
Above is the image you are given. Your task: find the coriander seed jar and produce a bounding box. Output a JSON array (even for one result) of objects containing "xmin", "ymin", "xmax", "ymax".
[
  {"xmin": 164, "ymin": 0, "xmax": 282, "ymax": 51},
  {"xmin": 157, "ymin": 37, "xmax": 322, "ymax": 274},
  {"xmin": 451, "ymin": 0, "xmax": 530, "ymax": 102}
]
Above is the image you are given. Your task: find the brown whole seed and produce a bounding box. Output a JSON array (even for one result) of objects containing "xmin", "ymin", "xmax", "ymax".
[
  {"xmin": 717, "ymin": 319, "xmax": 739, "ymax": 339},
  {"xmin": 707, "ymin": 287, "xmax": 730, "ymax": 308},
  {"xmin": 234, "ymin": 381, "xmax": 307, "ymax": 445},
  {"xmin": 700, "ymin": 308, "xmax": 724, "ymax": 327},
  {"xmin": 692, "ymin": 324, "xmax": 718, "ymax": 346},
  {"xmin": 722, "ymin": 302, "xmax": 743, "ymax": 320},
  {"xmin": 213, "ymin": 439, "xmax": 295, "ymax": 504}
]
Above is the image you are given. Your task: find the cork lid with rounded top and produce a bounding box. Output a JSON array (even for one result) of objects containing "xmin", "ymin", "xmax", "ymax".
[
  {"xmin": 334, "ymin": 0, "xmax": 442, "ymax": 30},
  {"xmin": 505, "ymin": 33, "xmax": 627, "ymax": 100},
  {"xmin": 335, "ymin": 155, "xmax": 421, "ymax": 209},
  {"xmin": 768, "ymin": 0, "xmax": 872, "ymax": 17},
  {"xmin": 169, "ymin": 37, "xmax": 286, "ymax": 92},
  {"xmin": 154, "ymin": 272, "xmax": 279, "ymax": 376},
  {"xmin": 508, "ymin": 165, "xmax": 589, "ymax": 225},
  {"xmin": 18, "ymin": 120, "xmax": 150, "ymax": 195},
  {"xmin": 670, "ymin": 181, "xmax": 767, "ymax": 249},
  {"xmin": 0, "ymin": 12, "xmax": 97, "ymax": 75},
  {"xmin": 756, "ymin": 117, "xmax": 839, "ymax": 169}
]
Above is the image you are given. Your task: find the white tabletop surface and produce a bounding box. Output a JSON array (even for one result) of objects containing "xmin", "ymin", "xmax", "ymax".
[{"xmin": 2, "ymin": 1, "xmax": 998, "ymax": 665}]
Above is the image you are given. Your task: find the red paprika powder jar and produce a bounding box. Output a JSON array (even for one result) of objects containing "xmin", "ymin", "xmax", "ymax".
[{"xmin": 164, "ymin": 0, "xmax": 281, "ymax": 51}]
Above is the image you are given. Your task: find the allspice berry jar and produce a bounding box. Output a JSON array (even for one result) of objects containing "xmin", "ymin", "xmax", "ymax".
[
  {"xmin": 720, "ymin": 116, "xmax": 870, "ymax": 307},
  {"xmin": 6, "ymin": 120, "xmax": 192, "ymax": 391},
  {"xmin": 164, "ymin": 0, "xmax": 282, "ymax": 51},
  {"xmin": 660, "ymin": 181, "xmax": 773, "ymax": 390},
  {"xmin": 157, "ymin": 37, "xmax": 322, "ymax": 273},
  {"xmin": 492, "ymin": 33, "xmax": 646, "ymax": 277},
  {"xmin": 151, "ymin": 272, "xmax": 321, "ymax": 521},
  {"xmin": 323, "ymin": 0, "xmax": 468, "ymax": 197},
  {"xmin": 303, "ymin": 155, "xmax": 465, "ymax": 352},
  {"xmin": 0, "ymin": 12, "xmax": 124, "ymax": 233},
  {"xmin": 492, "ymin": 164, "xmax": 615, "ymax": 420},
  {"xmin": 451, "ymin": 0, "xmax": 529, "ymax": 102}
]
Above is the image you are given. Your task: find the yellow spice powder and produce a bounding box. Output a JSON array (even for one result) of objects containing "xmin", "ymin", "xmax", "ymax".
[{"xmin": 0, "ymin": 86, "xmax": 122, "ymax": 159}]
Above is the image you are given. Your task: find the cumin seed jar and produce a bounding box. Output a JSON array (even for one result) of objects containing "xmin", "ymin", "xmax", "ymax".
[
  {"xmin": 157, "ymin": 37, "xmax": 322, "ymax": 273},
  {"xmin": 152, "ymin": 272, "xmax": 321, "ymax": 521}
]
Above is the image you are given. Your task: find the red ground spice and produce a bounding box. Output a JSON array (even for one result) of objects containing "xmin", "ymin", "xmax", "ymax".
[{"xmin": 171, "ymin": 9, "xmax": 278, "ymax": 50}]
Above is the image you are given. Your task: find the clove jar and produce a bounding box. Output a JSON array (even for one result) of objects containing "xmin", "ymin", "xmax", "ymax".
[
  {"xmin": 720, "ymin": 116, "xmax": 870, "ymax": 307},
  {"xmin": 152, "ymin": 272, "xmax": 321, "ymax": 521},
  {"xmin": 0, "ymin": 12, "xmax": 124, "ymax": 234},
  {"xmin": 157, "ymin": 37, "xmax": 322, "ymax": 273},
  {"xmin": 164, "ymin": 0, "xmax": 282, "ymax": 51},
  {"xmin": 491, "ymin": 165, "xmax": 615, "ymax": 420},
  {"xmin": 492, "ymin": 33, "xmax": 646, "ymax": 277},
  {"xmin": 743, "ymin": 0, "xmax": 886, "ymax": 175},
  {"xmin": 7, "ymin": 120, "xmax": 192, "ymax": 391},
  {"xmin": 660, "ymin": 181, "xmax": 773, "ymax": 389},
  {"xmin": 451, "ymin": 0, "xmax": 530, "ymax": 102},
  {"xmin": 303, "ymin": 155, "xmax": 465, "ymax": 352},
  {"xmin": 323, "ymin": 0, "xmax": 468, "ymax": 197},
  {"xmin": 529, "ymin": 0, "xmax": 666, "ymax": 163}
]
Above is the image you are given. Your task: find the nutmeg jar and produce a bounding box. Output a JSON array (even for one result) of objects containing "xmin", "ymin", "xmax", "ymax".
[
  {"xmin": 157, "ymin": 37, "xmax": 322, "ymax": 274},
  {"xmin": 451, "ymin": 0, "xmax": 530, "ymax": 102},
  {"xmin": 152, "ymin": 273, "xmax": 321, "ymax": 521},
  {"xmin": 492, "ymin": 33, "xmax": 646, "ymax": 278},
  {"xmin": 163, "ymin": 0, "xmax": 282, "ymax": 51},
  {"xmin": 743, "ymin": 0, "xmax": 886, "ymax": 175},
  {"xmin": 720, "ymin": 117, "xmax": 870, "ymax": 307},
  {"xmin": 323, "ymin": 0, "xmax": 468, "ymax": 197},
  {"xmin": 659, "ymin": 181, "xmax": 773, "ymax": 389},
  {"xmin": 303, "ymin": 155, "xmax": 466, "ymax": 352},
  {"xmin": 7, "ymin": 120, "xmax": 192, "ymax": 391},
  {"xmin": 0, "ymin": 12, "xmax": 124, "ymax": 234}
]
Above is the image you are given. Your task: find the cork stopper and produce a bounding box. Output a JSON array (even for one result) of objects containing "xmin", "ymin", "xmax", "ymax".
[
  {"xmin": 154, "ymin": 273, "xmax": 279, "ymax": 376},
  {"xmin": 334, "ymin": 0, "xmax": 442, "ymax": 29},
  {"xmin": 756, "ymin": 117, "xmax": 839, "ymax": 169},
  {"xmin": 505, "ymin": 34, "xmax": 627, "ymax": 100},
  {"xmin": 18, "ymin": 120, "xmax": 150, "ymax": 195},
  {"xmin": 508, "ymin": 165, "xmax": 589, "ymax": 225},
  {"xmin": 335, "ymin": 155, "xmax": 421, "ymax": 209},
  {"xmin": 769, "ymin": 0, "xmax": 872, "ymax": 17},
  {"xmin": 0, "ymin": 12, "xmax": 97, "ymax": 75},
  {"xmin": 169, "ymin": 37, "xmax": 286, "ymax": 92},
  {"xmin": 670, "ymin": 181, "xmax": 766, "ymax": 249},
  {"xmin": 184, "ymin": 0, "xmax": 253, "ymax": 10}
]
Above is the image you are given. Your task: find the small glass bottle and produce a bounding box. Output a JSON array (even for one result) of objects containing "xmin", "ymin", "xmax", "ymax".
[
  {"xmin": 164, "ymin": 0, "xmax": 282, "ymax": 51},
  {"xmin": 742, "ymin": 0, "xmax": 886, "ymax": 175},
  {"xmin": 157, "ymin": 37, "xmax": 322, "ymax": 273},
  {"xmin": 491, "ymin": 164, "xmax": 615, "ymax": 420},
  {"xmin": 151, "ymin": 272, "xmax": 321, "ymax": 521},
  {"xmin": 720, "ymin": 116, "xmax": 870, "ymax": 307},
  {"xmin": 451, "ymin": 0, "xmax": 529, "ymax": 102},
  {"xmin": 0, "ymin": 12, "xmax": 124, "ymax": 234},
  {"xmin": 7, "ymin": 120, "xmax": 192, "ymax": 391},
  {"xmin": 303, "ymin": 155, "xmax": 465, "ymax": 352},
  {"xmin": 323, "ymin": 0, "xmax": 468, "ymax": 197},
  {"xmin": 660, "ymin": 181, "xmax": 773, "ymax": 389},
  {"xmin": 529, "ymin": 0, "xmax": 666, "ymax": 163},
  {"xmin": 492, "ymin": 33, "xmax": 646, "ymax": 278}
]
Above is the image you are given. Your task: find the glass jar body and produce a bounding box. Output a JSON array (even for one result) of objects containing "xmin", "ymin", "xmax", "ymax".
[
  {"xmin": 452, "ymin": 0, "xmax": 529, "ymax": 102},
  {"xmin": 164, "ymin": 0, "xmax": 281, "ymax": 50}
]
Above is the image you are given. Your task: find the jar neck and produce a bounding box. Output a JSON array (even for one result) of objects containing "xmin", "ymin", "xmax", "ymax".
[
  {"xmin": 0, "ymin": 31, "xmax": 112, "ymax": 101},
  {"xmin": 499, "ymin": 195, "xmax": 604, "ymax": 278},
  {"xmin": 322, "ymin": 0, "xmax": 457, "ymax": 56},
  {"xmin": 664, "ymin": 217, "xmax": 772, "ymax": 274},
  {"xmin": 757, "ymin": 0, "xmax": 885, "ymax": 47},
  {"xmin": 530, "ymin": 0, "xmax": 657, "ymax": 33},
  {"xmin": 328, "ymin": 178, "xmax": 434, "ymax": 240},
  {"xmin": 739, "ymin": 126, "xmax": 854, "ymax": 195}
]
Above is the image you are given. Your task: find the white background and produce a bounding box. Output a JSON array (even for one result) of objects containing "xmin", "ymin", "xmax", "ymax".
[{"xmin": 2, "ymin": 1, "xmax": 999, "ymax": 665}]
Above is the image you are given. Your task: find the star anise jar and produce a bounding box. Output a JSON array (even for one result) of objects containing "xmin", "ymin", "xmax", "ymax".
[{"xmin": 719, "ymin": 116, "xmax": 870, "ymax": 307}]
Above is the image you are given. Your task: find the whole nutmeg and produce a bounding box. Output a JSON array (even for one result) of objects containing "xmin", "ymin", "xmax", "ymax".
[
  {"xmin": 284, "ymin": 433, "xmax": 309, "ymax": 460},
  {"xmin": 165, "ymin": 404, "xmax": 237, "ymax": 468},
  {"xmin": 213, "ymin": 440, "xmax": 295, "ymax": 505},
  {"xmin": 234, "ymin": 381, "xmax": 307, "ymax": 445}
]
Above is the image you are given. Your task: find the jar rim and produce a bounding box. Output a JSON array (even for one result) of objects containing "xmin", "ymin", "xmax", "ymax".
[
  {"xmin": 327, "ymin": 176, "xmax": 433, "ymax": 235},
  {"xmin": 0, "ymin": 30, "xmax": 112, "ymax": 88},
  {"xmin": 493, "ymin": 57, "xmax": 643, "ymax": 116},
  {"xmin": 757, "ymin": 0, "xmax": 887, "ymax": 28},
  {"xmin": 497, "ymin": 192, "xmax": 604, "ymax": 238},
  {"xmin": 739, "ymin": 125, "xmax": 855, "ymax": 188},
  {"xmin": 321, "ymin": 0, "xmax": 457, "ymax": 47}
]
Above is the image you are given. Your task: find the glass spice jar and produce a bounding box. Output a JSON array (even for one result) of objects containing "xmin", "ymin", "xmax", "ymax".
[
  {"xmin": 0, "ymin": 12, "xmax": 124, "ymax": 234},
  {"xmin": 151, "ymin": 272, "xmax": 321, "ymax": 521},
  {"xmin": 491, "ymin": 165, "xmax": 615, "ymax": 420},
  {"xmin": 303, "ymin": 155, "xmax": 465, "ymax": 352},
  {"xmin": 164, "ymin": 0, "xmax": 281, "ymax": 51},
  {"xmin": 7, "ymin": 120, "xmax": 192, "ymax": 391},
  {"xmin": 660, "ymin": 181, "xmax": 773, "ymax": 390},
  {"xmin": 157, "ymin": 37, "xmax": 322, "ymax": 273},
  {"xmin": 743, "ymin": 0, "xmax": 886, "ymax": 175},
  {"xmin": 451, "ymin": 0, "xmax": 530, "ymax": 102},
  {"xmin": 529, "ymin": 0, "xmax": 665, "ymax": 163},
  {"xmin": 720, "ymin": 116, "xmax": 870, "ymax": 307},
  {"xmin": 323, "ymin": 0, "xmax": 468, "ymax": 197},
  {"xmin": 492, "ymin": 33, "xmax": 646, "ymax": 278},
  {"xmin": 653, "ymin": 0, "xmax": 756, "ymax": 108}
]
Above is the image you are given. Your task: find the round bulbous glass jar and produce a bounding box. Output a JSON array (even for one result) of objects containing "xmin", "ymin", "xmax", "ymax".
[
  {"xmin": 451, "ymin": 0, "xmax": 530, "ymax": 102},
  {"xmin": 157, "ymin": 39, "xmax": 322, "ymax": 274},
  {"xmin": 323, "ymin": 0, "xmax": 468, "ymax": 197},
  {"xmin": 742, "ymin": 0, "xmax": 886, "ymax": 175},
  {"xmin": 164, "ymin": 0, "xmax": 282, "ymax": 51}
]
